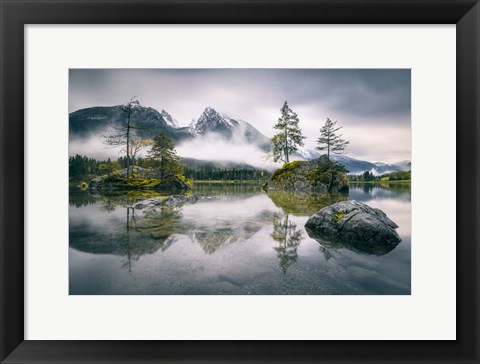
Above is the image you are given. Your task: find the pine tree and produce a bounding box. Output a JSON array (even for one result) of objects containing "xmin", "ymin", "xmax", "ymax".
[
  {"xmin": 270, "ymin": 101, "xmax": 306, "ymax": 163},
  {"xmin": 147, "ymin": 132, "xmax": 183, "ymax": 179},
  {"xmin": 316, "ymin": 118, "xmax": 349, "ymax": 160}
]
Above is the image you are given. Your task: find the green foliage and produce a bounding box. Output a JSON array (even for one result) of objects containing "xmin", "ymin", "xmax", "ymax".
[
  {"xmin": 270, "ymin": 161, "xmax": 303, "ymax": 180},
  {"xmin": 69, "ymin": 154, "xmax": 101, "ymax": 181},
  {"xmin": 267, "ymin": 190, "xmax": 348, "ymax": 216},
  {"xmin": 270, "ymin": 101, "xmax": 306, "ymax": 163},
  {"xmin": 316, "ymin": 118, "xmax": 349, "ymax": 159},
  {"xmin": 348, "ymin": 170, "xmax": 411, "ymax": 182},
  {"xmin": 305, "ymin": 160, "xmax": 349, "ymax": 188},
  {"xmin": 384, "ymin": 170, "xmax": 411, "ymax": 181},
  {"xmin": 98, "ymin": 158, "xmax": 120, "ymax": 177},
  {"xmin": 271, "ymin": 213, "xmax": 303, "ymax": 273},
  {"xmin": 99, "ymin": 175, "xmax": 161, "ymax": 189},
  {"xmin": 184, "ymin": 166, "xmax": 270, "ymax": 181},
  {"xmin": 176, "ymin": 174, "xmax": 193, "ymax": 187},
  {"xmin": 335, "ymin": 211, "xmax": 346, "ymax": 221},
  {"xmin": 362, "ymin": 171, "xmax": 375, "ymax": 181},
  {"xmin": 269, "ymin": 159, "xmax": 349, "ymax": 193},
  {"xmin": 147, "ymin": 132, "xmax": 184, "ymax": 179}
]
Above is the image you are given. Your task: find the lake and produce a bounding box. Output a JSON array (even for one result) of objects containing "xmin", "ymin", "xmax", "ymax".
[{"xmin": 69, "ymin": 182, "xmax": 411, "ymax": 295}]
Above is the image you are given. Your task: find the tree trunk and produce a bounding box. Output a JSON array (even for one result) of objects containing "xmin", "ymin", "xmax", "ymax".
[
  {"xmin": 285, "ymin": 129, "xmax": 289, "ymax": 163},
  {"xmin": 160, "ymin": 157, "xmax": 164, "ymax": 180},
  {"xmin": 126, "ymin": 105, "xmax": 131, "ymax": 181}
]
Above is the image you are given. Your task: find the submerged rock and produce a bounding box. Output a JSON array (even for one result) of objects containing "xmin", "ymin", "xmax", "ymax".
[
  {"xmin": 133, "ymin": 194, "xmax": 198, "ymax": 210},
  {"xmin": 305, "ymin": 200, "xmax": 401, "ymax": 255}
]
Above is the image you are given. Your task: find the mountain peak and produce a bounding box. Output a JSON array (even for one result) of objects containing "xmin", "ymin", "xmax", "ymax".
[
  {"xmin": 203, "ymin": 106, "xmax": 219, "ymax": 116},
  {"xmin": 161, "ymin": 109, "xmax": 178, "ymax": 127},
  {"xmin": 191, "ymin": 106, "xmax": 235, "ymax": 135}
]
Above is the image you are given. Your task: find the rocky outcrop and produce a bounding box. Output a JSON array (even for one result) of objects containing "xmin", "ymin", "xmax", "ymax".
[
  {"xmin": 264, "ymin": 155, "xmax": 349, "ymax": 193},
  {"xmin": 88, "ymin": 166, "xmax": 190, "ymax": 191},
  {"xmin": 305, "ymin": 200, "xmax": 401, "ymax": 255}
]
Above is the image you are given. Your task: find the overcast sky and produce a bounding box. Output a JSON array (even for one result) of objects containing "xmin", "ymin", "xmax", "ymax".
[{"xmin": 69, "ymin": 69, "xmax": 411, "ymax": 163}]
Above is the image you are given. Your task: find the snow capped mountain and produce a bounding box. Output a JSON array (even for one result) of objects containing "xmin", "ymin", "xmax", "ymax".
[
  {"xmin": 393, "ymin": 160, "xmax": 411, "ymax": 171},
  {"xmin": 160, "ymin": 109, "xmax": 179, "ymax": 128},
  {"xmin": 69, "ymin": 105, "xmax": 192, "ymax": 142},
  {"xmin": 190, "ymin": 106, "xmax": 239, "ymax": 136},
  {"xmin": 188, "ymin": 107, "xmax": 270, "ymax": 149},
  {"xmin": 70, "ymin": 104, "xmax": 408, "ymax": 172},
  {"xmin": 296, "ymin": 148, "xmax": 321, "ymax": 160},
  {"xmin": 296, "ymin": 149, "xmax": 410, "ymax": 175},
  {"xmin": 70, "ymin": 105, "xmax": 269, "ymax": 149}
]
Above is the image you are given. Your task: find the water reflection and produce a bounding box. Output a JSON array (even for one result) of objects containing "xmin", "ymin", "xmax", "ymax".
[
  {"xmin": 179, "ymin": 195, "xmax": 275, "ymax": 254},
  {"xmin": 305, "ymin": 228, "xmax": 399, "ymax": 257},
  {"xmin": 69, "ymin": 183, "xmax": 411, "ymax": 294},
  {"xmin": 266, "ymin": 190, "xmax": 348, "ymax": 216},
  {"xmin": 349, "ymin": 182, "xmax": 411, "ymax": 202},
  {"xmin": 271, "ymin": 212, "xmax": 303, "ymax": 273},
  {"xmin": 69, "ymin": 195, "xmax": 183, "ymax": 271},
  {"xmin": 70, "ymin": 191, "xmax": 273, "ymax": 261}
]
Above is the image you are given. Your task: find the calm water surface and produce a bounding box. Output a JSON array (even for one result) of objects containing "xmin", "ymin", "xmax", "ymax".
[{"xmin": 69, "ymin": 183, "xmax": 411, "ymax": 295}]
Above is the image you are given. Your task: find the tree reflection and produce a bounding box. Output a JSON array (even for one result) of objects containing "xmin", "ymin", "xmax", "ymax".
[
  {"xmin": 122, "ymin": 207, "xmax": 135, "ymax": 272},
  {"xmin": 319, "ymin": 245, "xmax": 337, "ymax": 261},
  {"xmin": 271, "ymin": 213, "xmax": 303, "ymax": 273},
  {"xmin": 70, "ymin": 201, "xmax": 182, "ymax": 270}
]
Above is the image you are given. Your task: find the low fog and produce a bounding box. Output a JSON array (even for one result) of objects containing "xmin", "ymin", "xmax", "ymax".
[
  {"xmin": 69, "ymin": 130, "xmax": 281, "ymax": 170},
  {"xmin": 176, "ymin": 133, "xmax": 278, "ymax": 170},
  {"xmin": 69, "ymin": 134, "xmax": 126, "ymax": 161}
]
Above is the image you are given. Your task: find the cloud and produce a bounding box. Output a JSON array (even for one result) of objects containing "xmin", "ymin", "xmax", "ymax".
[
  {"xmin": 176, "ymin": 133, "xmax": 277, "ymax": 170},
  {"xmin": 69, "ymin": 134, "xmax": 126, "ymax": 161},
  {"xmin": 69, "ymin": 69, "xmax": 411, "ymax": 163}
]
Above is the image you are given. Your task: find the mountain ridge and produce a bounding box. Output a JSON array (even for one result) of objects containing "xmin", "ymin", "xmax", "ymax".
[{"xmin": 69, "ymin": 104, "xmax": 410, "ymax": 173}]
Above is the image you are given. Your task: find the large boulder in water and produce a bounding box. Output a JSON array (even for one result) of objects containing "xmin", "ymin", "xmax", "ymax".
[{"xmin": 305, "ymin": 200, "xmax": 401, "ymax": 255}]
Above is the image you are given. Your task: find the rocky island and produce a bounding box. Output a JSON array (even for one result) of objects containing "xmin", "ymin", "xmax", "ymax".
[
  {"xmin": 264, "ymin": 155, "xmax": 349, "ymax": 193},
  {"xmin": 88, "ymin": 166, "xmax": 190, "ymax": 192}
]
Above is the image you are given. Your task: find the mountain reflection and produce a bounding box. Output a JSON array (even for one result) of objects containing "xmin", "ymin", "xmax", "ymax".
[
  {"xmin": 69, "ymin": 192, "xmax": 276, "ymax": 264},
  {"xmin": 180, "ymin": 201, "xmax": 275, "ymax": 254},
  {"xmin": 69, "ymin": 203, "xmax": 182, "ymax": 265}
]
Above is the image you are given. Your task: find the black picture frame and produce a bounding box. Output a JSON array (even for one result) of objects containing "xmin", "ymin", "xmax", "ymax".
[{"xmin": 1, "ymin": 0, "xmax": 479, "ymax": 363}]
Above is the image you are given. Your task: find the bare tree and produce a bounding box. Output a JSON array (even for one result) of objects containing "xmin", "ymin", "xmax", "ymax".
[
  {"xmin": 121, "ymin": 138, "xmax": 152, "ymax": 172},
  {"xmin": 103, "ymin": 97, "xmax": 140, "ymax": 180}
]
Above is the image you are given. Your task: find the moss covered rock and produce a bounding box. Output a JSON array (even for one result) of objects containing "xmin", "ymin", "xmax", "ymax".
[
  {"xmin": 88, "ymin": 166, "xmax": 190, "ymax": 192},
  {"xmin": 304, "ymin": 200, "xmax": 401, "ymax": 255},
  {"xmin": 265, "ymin": 155, "xmax": 349, "ymax": 193}
]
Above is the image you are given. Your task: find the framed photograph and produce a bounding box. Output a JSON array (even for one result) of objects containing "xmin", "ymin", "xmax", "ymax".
[{"xmin": 1, "ymin": 0, "xmax": 478, "ymax": 363}]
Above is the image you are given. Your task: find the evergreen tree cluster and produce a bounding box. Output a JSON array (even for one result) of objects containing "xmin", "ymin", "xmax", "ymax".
[
  {"xmin": 270, "ymin": 100, "xmax": 349, "ymax": 164},
  {"xmin": 69, "ymin": 155, "xmax": 104, "ymax": 181},
  {"xmin": 70, "ymin": 154, "xmax": 272, "ymax": 183},
  {"xmin": 349, "ymin": 170, "xmax": 411, "ymax": 182},
  {"xmin": 183, "ymin": 167, "xmax": 271, "ymax": 181}
]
